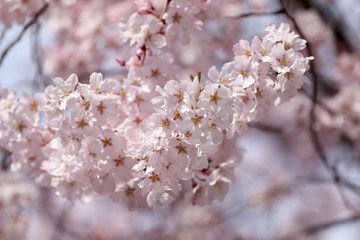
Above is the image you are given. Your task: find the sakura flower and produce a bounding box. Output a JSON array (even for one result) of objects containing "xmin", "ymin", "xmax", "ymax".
[
  {"xmin": 265, "ymin": 23, "xmax": 306, "ymax": 51},
  {"xmin": 89, "ymin": 170, "xmax": 116, "ymax": 195},
  {"xmin": 142, "ymin": 55, "xmax": 176, "ymax": 85},
  {"xmin": 234, "ymin": 55, "xmax": 257, "ymax": 88},
  {"xmin": 233, "ymin": 39, "xmax": 252, "ymax": 57},
  {"xmin": 17, "ymin": 92, "xmax": 47, "ymax": 123},
  {"xmin": 251, "ymin": 36, "xmax": 274, "ymax": 62},
  {"xmin": 110, "ymin": 180, "xmax": 146, "ymax": 210},
  {"xmin": 276, "ymin": 61, "xmax": 311, "ymax": 93},
  {"xmin": 105, "ymin": 151, "xmax": 135, "ymax": 182},
  {"xmin": 88, "ymin": 72, "xmax": 116, "ymax": 95},
  {"xmin": 167, "ymin": 137, "xmax": 208, "ymax": 172},
  {"xmin": 90, "ymin": 95, "xmax": 119, "ymax": 126},
  {"xmin": 269, "ymin": 44, "xmax": 297, "ymax": 73},
  {"xmin": 208, "ymin": 63, "xmax": 236, "ymax": 85},
  {"xmin": 139, "ymin": 16, "xmax": 166, "ymax": 50},
  {"xmin": 164, "ymin": 1, "xmax": 203, "ymax": 45},
  {"xmin": 52, "ymin": 74, "xmax": 79, "ymax": 99},
  {"xmin": 199, "ymin": 83, "xmax": 233, "ymax": 113},
  {"xmin": 138, "ymin": 172, "xmax": 181, "ymax": 208},
  {"xmin": 0, "ymin": 89, "xmax": 18, "ymax": 122},
  {"xmin": 140, "ymin": 111, "xmax": 176, "ymax": 138},
  {"xmin": 118, "ymin": 13, "xmax": 166, "ymax": 50},
  {"xmin": 80, "ymin": 138, "xmax": 103, "ymax": 169},
  {"xmin": 118, "ymin": 13, "xmax": 145, "ymax": 46}
]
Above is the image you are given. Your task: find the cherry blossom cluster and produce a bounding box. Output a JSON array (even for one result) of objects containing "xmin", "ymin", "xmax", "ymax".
[{"xmin": 0, "ymin": 17, "xmax": 313, "ymax": 209}]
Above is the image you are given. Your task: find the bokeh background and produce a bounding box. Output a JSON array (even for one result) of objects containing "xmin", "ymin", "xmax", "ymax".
[{"xmin": 1, "ymin": 0, "xmax": 360, "ymax": 239}]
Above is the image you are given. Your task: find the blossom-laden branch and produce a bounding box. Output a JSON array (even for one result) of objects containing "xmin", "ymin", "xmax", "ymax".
[
  {"xmin": 0, "ymin": 11, "xmax": 313, "ymax": 209},
  {"xmin": 0, "ymin": 3, "xmax": 49, "ymax": 68}
]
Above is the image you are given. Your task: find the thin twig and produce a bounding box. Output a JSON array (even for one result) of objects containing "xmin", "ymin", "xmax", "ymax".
[
  {"xmin": 0, "ymin": 3, "xmax": 49, "ymax": 68},
  {"xmin": 141, "ymin": 51, "xmax": 147, "ymax": 66},
  {"xmin": 160, "ymin": 0, "xmax": 172, "ymax": 19}
]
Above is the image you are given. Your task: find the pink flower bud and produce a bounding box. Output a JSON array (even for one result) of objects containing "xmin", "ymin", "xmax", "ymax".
[{"xmin": 115, "ymin": 57, "xmax": 126, "ymax": 66}]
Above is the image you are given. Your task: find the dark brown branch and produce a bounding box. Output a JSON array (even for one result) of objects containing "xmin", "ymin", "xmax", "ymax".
[
  {"xmin": 228, "ymin": 9, "xmax": 286, "ymax": 19},
  {"xmin": 0, "ymin": 3, "xmax": 49, "ymax": 67}
]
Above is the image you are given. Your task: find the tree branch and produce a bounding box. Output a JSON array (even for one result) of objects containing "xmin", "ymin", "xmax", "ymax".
[
  {"xmin": 279, "ymin": 0, "xmax": 360, "ymax": 214},
  {"xmin": 278, "ymin": 215, "xmax": 360, "ymax": 240},
  {"xmin": 204, "ymin": 8, "xmax": 286, "ymax": 19}
]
